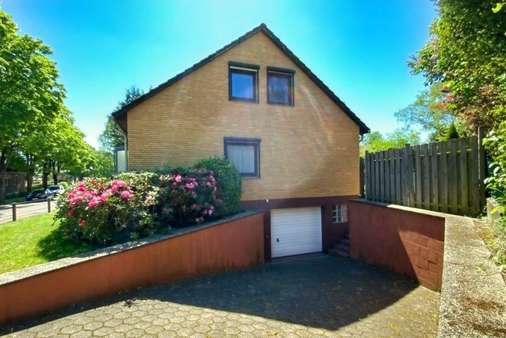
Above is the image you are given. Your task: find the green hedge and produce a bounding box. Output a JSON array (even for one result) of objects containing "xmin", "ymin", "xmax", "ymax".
[{"xmin": 193, "ymin": 157, "xmax": 242, "ymax": 217}]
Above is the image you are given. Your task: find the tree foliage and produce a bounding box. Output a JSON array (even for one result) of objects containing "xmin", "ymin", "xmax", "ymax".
[
  {"xmin": 98, "ymin": 86, "xmax": 143, "ymax": 152},
  {"xmin": 410, "ymin": 0, "xmax": 506, "ymax": 129},
  {"xmin": 395, "ymin": 83, "xmax": 466, "ymax": 142},
  {"xmin": 0, "ymin": 8, "xmax": 112, "ymax": 201},
  {"xmin": 360, "ymin": 130, "xmax": 421, "ymax": 155},
  {"xmin": 411, "ymin": 0, "xmax": 506, "ymax": 211}
]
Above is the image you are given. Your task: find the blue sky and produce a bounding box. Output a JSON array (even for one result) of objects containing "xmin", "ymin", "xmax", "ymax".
[{"xmin": 2, "ymin": 0, "xmax": 436, "ymax": 148}]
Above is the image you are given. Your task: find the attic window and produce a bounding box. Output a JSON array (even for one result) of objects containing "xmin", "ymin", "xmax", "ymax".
[
  {"xmin": 229, "ymin": 62, "xmax": 259, "ymax": 102},
  {"xmin": 267, "ymin": 67, "xmax": 294, "ymax": 106}
]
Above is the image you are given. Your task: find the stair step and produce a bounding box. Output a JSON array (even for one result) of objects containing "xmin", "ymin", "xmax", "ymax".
[
  {"xmin": 336, "ymin": 246, "xmax": 349, "ymax": 252},
  {"xmin": 328, "ymin": 248, "xmax": 339, "ymax": 256},
  {"xmin": 336, "ymin": 249, "xmax": 350, "ymax": 257}
]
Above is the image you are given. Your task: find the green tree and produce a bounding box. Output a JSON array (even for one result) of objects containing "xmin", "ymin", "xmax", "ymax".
[
  {"xmin": 410, "ymin": 0, "xmax": 506, "ymax": 130},
  {"xmin": 99, "ymin": 86, "xmax": 143, "ymax": 152},
  {"xmin": 0, "ymin": 9, "xmax": 66, "ymax": 201},
  {"xmin": 411, "ymin": 0, "xmax": 506, "ymax": 212},
  {"xmin": 395, "ymin": 83, "xmax": 465, "ymax": 142},
  {"xmin": 361, "ymin": 130, "xmax": 421, "ymax": 156},
  {"xmin": 444, "ymin": 122, "xmax": 459, "ymax": 140}
]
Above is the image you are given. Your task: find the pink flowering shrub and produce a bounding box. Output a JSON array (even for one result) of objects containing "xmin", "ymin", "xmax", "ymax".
[
  {"xmin": 55, "ymin": 159, "xmax": 239, "ymax": 245},
  {"xmin": 55, "ymin": 177, "xmax": 156, "ymax": 244},
  {"xmin": 157, "ymin": 169, "xmax": 220, "ymax": 227}
]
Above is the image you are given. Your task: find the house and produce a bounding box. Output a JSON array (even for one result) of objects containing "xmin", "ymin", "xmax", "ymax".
[{"xmin": 112, "ymin": 24, "xmax": 369, "ymax": 260}]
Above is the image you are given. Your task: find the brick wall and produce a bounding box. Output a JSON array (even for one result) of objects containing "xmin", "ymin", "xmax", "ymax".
[
  {"xmin": 0, "ymin": 212, "xmax": 265, "ymax": 325},
  {"xmin": 348, "ymin": 199, "xmax": 445, "ymax": 290},
  {"xmin": 126, "ymin": 31, "xmax": 360, "ymax": 201}
]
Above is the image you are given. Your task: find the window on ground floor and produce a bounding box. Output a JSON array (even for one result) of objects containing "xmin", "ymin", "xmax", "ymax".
[
  {"xmin": 332, "ymin": 204, "xmax": 348, "ymax": 223},
  {"xmin": 224, "ymin": 137, "xmax": 260, "ymax": 177}
]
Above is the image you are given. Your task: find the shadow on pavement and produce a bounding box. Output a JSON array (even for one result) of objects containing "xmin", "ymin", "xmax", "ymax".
[{"xmin": 2, "ymin": 254, "xmax": 418, "ymax": 333}]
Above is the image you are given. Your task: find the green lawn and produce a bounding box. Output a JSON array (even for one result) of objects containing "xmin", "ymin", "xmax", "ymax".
[{"xmin": 0, "ymin": 214, "xmax": 96, "ymax": 274}]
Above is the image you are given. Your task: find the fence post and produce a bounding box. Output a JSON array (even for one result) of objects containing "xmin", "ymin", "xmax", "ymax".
[
  {"xmin": 47, "ymin": 198, "xmax": 51, "ymax": 213},
  {"xmin": 477, "ymin": 127, "xmax": 486, "ymax": 212},
  {"xmin": 359, "ymin": 157, "xmax": 365, "ymax": 198},
  {"xmin": 12, "ymin": 203, "xmax": 16, "ymax": 221}
]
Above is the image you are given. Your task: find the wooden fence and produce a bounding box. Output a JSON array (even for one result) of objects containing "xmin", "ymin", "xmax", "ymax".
[{"xmin": 363, "ymin": 136, "xmax": 486, "ymax": 216}]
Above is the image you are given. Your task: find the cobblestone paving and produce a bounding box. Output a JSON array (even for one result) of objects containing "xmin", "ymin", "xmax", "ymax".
[{"xmin": 2, "ymin": 255, "xmax": 440, "ymax": 337}]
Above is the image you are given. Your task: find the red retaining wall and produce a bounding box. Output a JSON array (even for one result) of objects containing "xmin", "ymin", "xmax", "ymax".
[
  {"xmin": 0, "ymin": 212, "xmax": 265, "ymax": 325},
  {"xmin": 348, "ymin": 200, "xmax": 445, "ymax": 290}
]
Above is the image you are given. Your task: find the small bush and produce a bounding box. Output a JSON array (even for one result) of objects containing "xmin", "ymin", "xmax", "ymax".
[
  {"xmin": 193, "ymin": 157, "xmax": 241, "ymax": 216},
  {"xmin": 156, "ymin": 169, "xmax": 218, "ymax": 227},
  {"xmin": 55, "ymin": 178, "xmax": 156, "ymax": 244}
]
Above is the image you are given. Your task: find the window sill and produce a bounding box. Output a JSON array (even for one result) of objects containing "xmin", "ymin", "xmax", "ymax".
[
  {"xmin": 267, "ymin": 101, "xmax": 294, "ymax": 107},
  {"xmin": 241, "ymin": 176, "xmax": 261, "ymax": 180},
  {"xmin": 229, "ymin": 98, "xmax": 259, "ymax": 104}
]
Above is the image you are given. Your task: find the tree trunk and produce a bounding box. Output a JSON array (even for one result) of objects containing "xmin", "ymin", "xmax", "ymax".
[
  {"xmin": 25, "ymin": 154, "xmax": 35, "ymax": 193},
  {"xmin": 52, "ymin": 160, "xmax": 58, "ymax": 185},
  {"xmin": 42, "ymin": 161, "xmax": 50, "ymax": 189},
  {"xmin": 26, "ymin": 171, "xmax": 33, "ymax": 192}
]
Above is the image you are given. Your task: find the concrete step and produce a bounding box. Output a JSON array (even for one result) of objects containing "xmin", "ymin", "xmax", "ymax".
[
  {"xmin": 336, "ymin": 249, "xmax": 350, "ymax": 257},
  {"xmin": 329, "ymin": 246, "xmax": 350, "ymax": 258}
]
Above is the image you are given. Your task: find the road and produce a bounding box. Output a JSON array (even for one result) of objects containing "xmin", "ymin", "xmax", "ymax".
[{"xmin": 0, "ymin": 200, "xmax": 57, "ymax": 224}]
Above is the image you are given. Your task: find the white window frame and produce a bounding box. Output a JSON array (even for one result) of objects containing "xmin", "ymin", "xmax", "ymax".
[{"xmin": 331, "ymin": 204, "xmax": 348, "ymax": 224}]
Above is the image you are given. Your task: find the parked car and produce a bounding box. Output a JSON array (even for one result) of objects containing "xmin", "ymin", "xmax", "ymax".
[
  {"xmin": 47, "ymin": 185, "xmax": 64, "ymax": 198},
  {"xmin": 25, "ymin": 189, "xmax": 49, "ymax": 201}
]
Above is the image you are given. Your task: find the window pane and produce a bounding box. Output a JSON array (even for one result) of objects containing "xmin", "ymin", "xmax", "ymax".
[
  {"xmin": 231, "ymin": 71, "xmax": 255, "ymax": 100},
  {"xmin": 227, "ymin": 144, "xmax": 255, "ymax": 174},
  {"xmin": 268, "ymin": 73, "xmax": 291, "ymax": 104}
]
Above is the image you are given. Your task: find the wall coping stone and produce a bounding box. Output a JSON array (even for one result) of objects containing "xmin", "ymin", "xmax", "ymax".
[
  {"xmin": 0, "ymin": 211, "xmax": 259, "ymax": 287},
  {"xmin": 350, "ymin": 198, "xmax": 475, "ymax": 220},
  {"xmin": 438, "ymin": 216, "xmax": 506, "ymax": 337}
]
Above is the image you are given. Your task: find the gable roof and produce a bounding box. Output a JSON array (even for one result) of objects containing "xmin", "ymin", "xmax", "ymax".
[{"xmin": 112, "ymin": 23, "xmax": 370, "ymax": 134}]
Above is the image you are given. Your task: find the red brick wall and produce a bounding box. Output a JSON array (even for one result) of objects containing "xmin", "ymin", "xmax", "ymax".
[
  {"xmin": 0, "ymin": 213, "xmax": 265, "ymax": 325},
  {"xmin": 348, "ymin": 200, "xmax": 444, "ymax": 290}
]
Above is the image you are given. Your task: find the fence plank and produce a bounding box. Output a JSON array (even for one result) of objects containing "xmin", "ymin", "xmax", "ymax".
[
  {"xmin": 414, "ymin": 145, "xmax": 422, "ymax": 208},
  {"xmin": 383, "ymin": 150, "xmax": 390, "ymax": 203},
  {"xmin": 378, "ymin": 152, "xmax": 385, "ymax": 201},
  {"xmin": 421, "ymin": 144, "xmax": 430, "ymax": 210},
  {"xmin": 470, "ymin": 136, "xmax": 480, "ymax": 215},
  {"xmin": 459, "ymin": 138, "xmax": 469, "ymax": 215},
  {"xmin": 372, "ymin": 152, "xmax": 377, "ymax": 200},
  {"xmin": 440, "ymin": 141, "xmax": 449, "ymax": 213},
  {"xmin": 401, "ymin": 147, "xmax": 409, "ymax": 205},
  {"xmin": 389, "ymin": 149, "xmax": 395, "ymax": 203},
  {"xmin": 430, "ymin": 143, "xmax": 439, "ymax": 211},
  {"xmin": 448, "ymin": 139, "xmax": 458, "ymax": 214},
  {"xmin": 395, "ymin": 149, "xmax": 402, "ymax": 204}
]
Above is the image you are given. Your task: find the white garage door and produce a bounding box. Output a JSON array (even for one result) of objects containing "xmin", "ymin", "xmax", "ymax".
[{"xmin": 271, "ymin": 207, "xmax": 322, "ymax": 258}]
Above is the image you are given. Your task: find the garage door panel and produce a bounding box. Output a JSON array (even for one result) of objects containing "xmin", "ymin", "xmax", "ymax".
[{"xmin": 271, "ymin": 207, "xmax": 322, "ymax": 258}]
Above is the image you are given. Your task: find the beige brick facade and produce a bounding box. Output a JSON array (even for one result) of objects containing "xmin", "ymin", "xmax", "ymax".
[{"xmin": 127, "ymin": 31, "xmax": 360, "ymax": 201}]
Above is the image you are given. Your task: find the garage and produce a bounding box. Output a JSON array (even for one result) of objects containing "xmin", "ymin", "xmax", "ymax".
[{"xmin": 270, "ymin": 207, "xmax": 323, "ymax": 258}]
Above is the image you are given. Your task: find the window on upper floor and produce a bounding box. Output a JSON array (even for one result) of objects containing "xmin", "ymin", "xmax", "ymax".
[
  {"xmin": 267, "ymin": 67, "xmax": 294, "ymax": 106},
  {"xmin": 224, "ymin": 137, "xmax": 261, "ymax": 177},
  {"xmin": 228, "ymin": 62, "xmax": 259, "ymax": 102}
]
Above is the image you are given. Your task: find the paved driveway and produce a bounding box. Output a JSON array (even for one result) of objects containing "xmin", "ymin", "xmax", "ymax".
[{"xmin": 2, "ymin": 255, "xmax": 439, "ymax": 337}]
